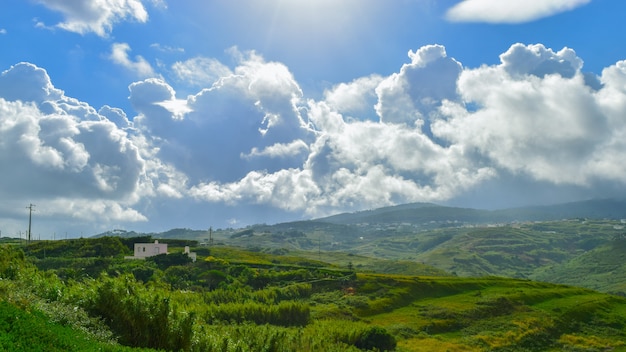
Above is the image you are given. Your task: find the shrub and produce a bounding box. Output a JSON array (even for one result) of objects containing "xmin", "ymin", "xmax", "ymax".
[
  {"xmin": 0, "ymin": 245, "xmax": 26, "ymax": 279},
  {"xmin": 87, "ymin": 274, "xmax": 194, "ymax": 351},
  {"xmin": 203, "ymin": 301, "xmax": 310, "ymax": 327},
  {"xmin": 147, "ymin": 252, "xmax": 192, "ymax": 270},
  {"xmin": 354, "ymin": 326, "xmax": 397, "ymax": 351}
]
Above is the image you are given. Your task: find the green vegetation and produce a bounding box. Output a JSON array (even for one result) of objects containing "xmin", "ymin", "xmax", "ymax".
[
  {"xmin": 209, "ymin": 218, "xmax": 626, "ymax": 295},
  {"xmin": 1, "ymin": 234, "xmax": 626, "ymax": 351},
  {"xmin": 115, "ymin": 200, "xmax": 626, "ymax": 296}
]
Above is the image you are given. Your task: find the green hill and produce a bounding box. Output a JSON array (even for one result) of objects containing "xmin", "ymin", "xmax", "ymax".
[
  {"xmin": 532, "ymin": 236, "xmax": 626, "ymax": 294},
  {"xmin": 87, "ymin": 199, "xmax": 626, "ymax": 294}
]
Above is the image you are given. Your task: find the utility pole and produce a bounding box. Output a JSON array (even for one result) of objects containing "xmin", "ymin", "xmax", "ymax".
[
  {"xmin": 26, "ymin": 203, "xmax": 35, "ymax": 244},
  {"xmin": 318, "ymin": 235, "xmax": 321, "ymax": 260}
]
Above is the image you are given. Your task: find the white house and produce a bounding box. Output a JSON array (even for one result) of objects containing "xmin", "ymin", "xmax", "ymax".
[
  {"xmin": 125, "ymin": 240, "xmax": 197, "ymax": 262},
  {"xmin": 125, "ymin": 240, "xmax": 168, "ymax": 259}
]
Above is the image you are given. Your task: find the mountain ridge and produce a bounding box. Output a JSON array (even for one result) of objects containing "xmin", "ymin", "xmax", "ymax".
[{"xmin": 314, "ymin": 198, "xmax": 626, "ymax": 226}]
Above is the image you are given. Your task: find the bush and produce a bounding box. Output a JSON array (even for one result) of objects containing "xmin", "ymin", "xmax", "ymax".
[
  {"xmin": 0, "ymin": 245, "xmax": 26, "ymax": 279},
  {"xmin": 355, "ymin": 326, "xmax": 396, "ymax": 351},
  {"xmin": 87, "ymin": 274, "xmax": 194, "ymax": 351},
  {"xmin": 203, "ymin": 301, "xmax": 310, "ymax": 327},
  {"xmin": 147, "ymin": 252, "xmax": 192, "ymax": 270}
]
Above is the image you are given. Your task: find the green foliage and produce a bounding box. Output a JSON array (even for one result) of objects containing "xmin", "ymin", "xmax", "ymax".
[
  {"xmin": 201, "ymin": 300, "xmax": 310, "ymax": 327},
  {"xmin": 118, "ymin": 236, "xmax": 153, "ymax": 251},
  {"xmin": 34, "ymin": 257, "xmax": 114, "ymax": 281},
  {"xmin": 231, "ymin": 229, "xmax": 254, "ymax": 239},
  {"xmin": 0, "ymin": 245, "xmax": 25, "ymax": 279},
  {"xmin": 157, "ymin": 237, "xmax": 199, "ymax": 247},
  {"xmin": 26, "ymin": 236, "xmax": 130, "ymax": 258},
  {"xmin": 86, "ymin": 274, "xmax": 194, "ymax": 351},
  {"xmin": 0, "ymin": 301, "xmax": 155, "ymax": 352},
  {"xmin": 354, "ymin": 326, "xmax": 396, "ymax": 351},
  {"xmin": 147, "ymin": 252, "xmax": 192, "ymax": 270}
]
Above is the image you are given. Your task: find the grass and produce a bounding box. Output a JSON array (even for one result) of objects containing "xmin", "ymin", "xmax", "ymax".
[
  {"xmin": 0, "ymin": 301, "xmax": 155, "ymax": 352},
  {"xmin": 340, "ymin": 274, "xmax": 626, "ymax": 351}
]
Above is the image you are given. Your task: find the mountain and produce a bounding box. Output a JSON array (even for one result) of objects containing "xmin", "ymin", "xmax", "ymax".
[
  {"xmin": 316, "ymin": 198, "xmax": 626, "ymax": 226},
  {"xmin": 317, "ymin": 202, "xmax": 489, "ymax": 225}
]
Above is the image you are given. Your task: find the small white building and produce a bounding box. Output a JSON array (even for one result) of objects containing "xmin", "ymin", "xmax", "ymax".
[
  {"xmin": 184, "ymin": 246, "xmax": 197, "ymax": 262},
  {"xmin": 126, "ymin": 240, "xmax": 168, "ymax": 259}
]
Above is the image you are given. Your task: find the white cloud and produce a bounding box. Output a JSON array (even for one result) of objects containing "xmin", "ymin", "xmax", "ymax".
[
  {"xmin": 500, "ymin": 43, "xmax": 582, "ymax": 78},
  {"xmin": 186, "ymin": 43, "xmax": 626, "ymax": 218},
  {"xmin": 433, "ymin": 43, "xmax": 626, "ymax": 187},
  {"xmin": 241, "ymin": 140, "xmax": 309, "ymax": 159},
  {"xmin": 0, "ymin": 62, "xmax": 186, "ymax": 233},
  {"xmin": 0, "ymin": 28, "xmax": 6, "ymax": 34},
  {"xmin": 132, "ymin": 49, "xmax": 310, "ymax": 186},
  {"xmin": 35, "ymin": 0, "xmax": 149, "ymax": 36},
  {"xmin": 4, "ymin": 41, "xmax": 626, "ymax": 235},
  {"xmin": 0, "ymin": 62, "xmax": 63, "ymax": 103},
  {"xmin": 109, "ymin": 43, "xmax": 156, "ymax": 78},
  {"xmin": 150, "ymin": 43, "xmax": 184, "ymax": 53},
  {"xmin": 446, "ymin": 0, "xmax": 592, "ymax": 24},
  {"xmin": 324, "ymin": 75, "xmax": 383, "ymax": 121},
  {"xmin": 99, "ymin": 105, "xmax": 132, "ymax": 128},
  {"xmin": 172, "ymin": 57, "xmax": 232, "ymax": 88},
  {"xmin": 375, "ymin": 45, "xmax": 462, "ymax": 125}
]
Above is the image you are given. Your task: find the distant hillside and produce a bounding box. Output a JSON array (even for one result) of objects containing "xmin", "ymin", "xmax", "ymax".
[
  {"xmin": 317, "ymin": 202, "xmax": 489, "ymax": 225},
  {"xmin": 492, "ymin": 198, "xmax": 626, "ymax": 222},
  {"xmin": 532, "ymin": 236, "xmax": 626, "ymax": 294},
  {"xmin": 316, "ymin": 198, "xmax": 626, "ymax": 226},
  {"xmin": 94, "ymin": 228, "xmax": 209, "ymax": 240},
  {"xmin": 90, "ymin": 198, "xmax": 626, "ymax": 293}
]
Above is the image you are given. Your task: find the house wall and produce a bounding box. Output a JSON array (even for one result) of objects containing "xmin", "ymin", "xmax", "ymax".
[{"xmin": 133, "ymin": 240, "xmax": 168, "ymax": 258}]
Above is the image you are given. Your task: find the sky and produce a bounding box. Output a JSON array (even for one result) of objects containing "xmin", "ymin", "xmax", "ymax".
[{"xmin": 1, "ymin": 0, "xmax": 626, "ymax": 239}]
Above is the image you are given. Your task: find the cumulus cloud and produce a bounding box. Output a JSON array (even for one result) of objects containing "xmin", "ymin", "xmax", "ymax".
[
  {"xmin": 446, "ymin": 0, "xmax": 591, "ymax": 24},
  {"xmin": 172, "ymin": 57, "xmax": 232, "ymax": 88},
  {"xmin": 132, "ymin": 50, "xmax": 310, "ymax": 185},
  {"xmin": 500, "ymin": 43, "xmax": 582, "ymax": 78},
  {"xmin": 374, "ymin": 44, "xmax": 462, "ymax": 139},
  {"xmin": 0, "ymin": 62, "xmax": 63, "ymax": 103},
  {"xmin": 182, "ymin": 43, "xmax": 626, "ymax": 218},
  {"xmin": 99, "ymin": 105, "xmax": 133, "ymax": 128},
  {"xmin": 324, "ymin": 75, "xmax": 383, "ymax": 121},
  {"xmin": 241, "ymin": 140, "xmax": 310, "ymax": 160},
  {"xmin": 4, "ymin": 41, "xmax": 626, "ymax": 235},
  {"xmin": 0, "ymin": 62, "xmax": 186, "ymax": 232},
  {"xmin": 433, "ymin": 43, "xmax": 626, "ymax": 187},
  {"xmin": 109, "ymin": 43, "xmax": 156, "ymax": 78},
  {"xmin": 35, "ymin": 0, "xmax": 149, "ymax": 36}
]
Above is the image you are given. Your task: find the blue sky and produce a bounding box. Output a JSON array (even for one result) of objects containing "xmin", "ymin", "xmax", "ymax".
[{"xmin": 1, "ymin": 0, "xmax": 626, "ymax": 238}]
